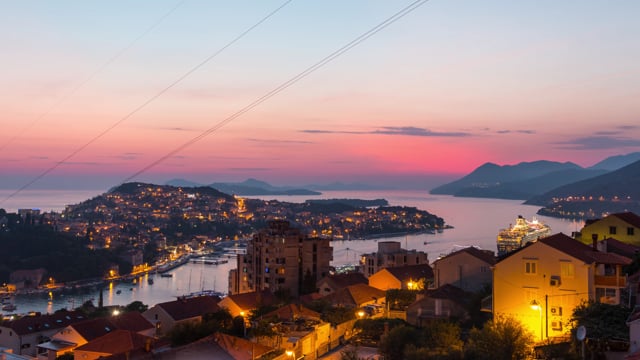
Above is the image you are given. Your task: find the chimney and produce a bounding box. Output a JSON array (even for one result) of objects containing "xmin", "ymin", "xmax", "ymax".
[{"xmin": 592, "ymin": 234, "xmax": 598, "ymax": 251}]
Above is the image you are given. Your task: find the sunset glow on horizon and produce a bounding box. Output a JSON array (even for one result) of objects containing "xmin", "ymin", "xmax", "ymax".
[{"xmin": 1, "ymin": 1, "xmax": 639, "ymax": 191}]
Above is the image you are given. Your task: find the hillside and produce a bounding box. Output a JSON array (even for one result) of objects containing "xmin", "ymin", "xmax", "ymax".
[
  {"xmin": 165, "ymin": 178, "xmax": 321, "ymax": 196},
  {"xmin": 527, "ymin": 160, "xmax": 640, "ymax": 219},
  {"xmin": 589, "ymin": 152, "xmax": 640, "ymax": 171},
  {"xmin": 429, "ymin": 160, "xmax": 584, "ymax": 199}
]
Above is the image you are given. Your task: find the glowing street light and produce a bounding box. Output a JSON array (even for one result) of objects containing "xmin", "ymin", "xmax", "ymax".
[
  {"xmin": 357, "ymin": 310, "xmax": 365, "ymax": 319},
  {"xmin": 530, "ymin": 300, "xmax": 543, "ymax": 341},
  {"xmin": 286, "ymin": 350, "xmax": 294, "ymax": 359},
  {"xmin": 240, "ymin": 311, "xmax": 246, "ymax": 337}
]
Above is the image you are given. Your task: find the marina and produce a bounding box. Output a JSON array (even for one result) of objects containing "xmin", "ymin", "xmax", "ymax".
[{"xmin": 1, "ymin": 190, "xmax": 581, "ymax": 318}]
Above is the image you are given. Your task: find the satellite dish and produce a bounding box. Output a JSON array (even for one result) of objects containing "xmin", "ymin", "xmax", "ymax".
[{"xmin": 576, "ymin": 325, "xmax": 586, "ymax": 341}]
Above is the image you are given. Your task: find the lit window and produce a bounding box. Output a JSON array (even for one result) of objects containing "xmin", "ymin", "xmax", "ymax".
[
  {"xmin": 524, "ymin": 261, "xmax": 537, "ymax": 274},
  {"xmin": 561, "ymin": 262, "xmax": 575, "ymax": 278}
]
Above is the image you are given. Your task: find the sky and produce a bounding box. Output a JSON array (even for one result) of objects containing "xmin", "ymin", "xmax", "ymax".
[{"xmin": 1, "ymin": 0, "xmax": 640, "ymax": 191}]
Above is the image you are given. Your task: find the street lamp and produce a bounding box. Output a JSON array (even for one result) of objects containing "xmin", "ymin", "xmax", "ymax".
[
  {"xmin": 240, "ymin": 311, "xmax": 246, "ymax": 337},
  {"xmin": 530, "ymin": 300, "xmax": 542, "ymax": 341},
  {"xmin": 357, "ymin": 310, "xmax": 365, "ymax": 319}
]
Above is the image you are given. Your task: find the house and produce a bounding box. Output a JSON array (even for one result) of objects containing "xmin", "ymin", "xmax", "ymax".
[
  {"xmin": 0, "ymin": 311, "xmax": 87, "ymax": 357},
  {"xmin": 359, "ymin": 241, "xmax": 429, "ymax": 278},
  {"xmin": 596, "ymin": 237, "xmax": 640, "ymax": 259},
  {"xmin": 493, "ymin": 233, "xmax": 631, "ymax": 342},
  {"xmin": 108, "ymin": 311, "xmax": 155, "ymax": 338},
  {"xmin": 368, "ymin": 264, "xmax": 433, "ymax": 291},
  {"xmin": 322, "ymin": 284, "xmax": 385, "ymax": 309},
  {"xmin": 72, "ymin": 330, "xmax": 153, "ymax": 360},
  {"xmin": 258, "ymin": 304, "xmax": 331, "ymax": 359},
  {"xmin": 578, "ymin": 212, "xmax": 640, "ymax": 246},
  {"xmin": 38, "ymin": 317, "xmax": 118, "ymax": 359},
  {"xmin": 218, "ymin": 290, "xmax": 277, "ymax": 318},
  {"xmin": 142, "ymin": 295, "xmax": 221, "ymax": 336},
  {"xmin": 37, "ymin": 312, "xmax": 154, "ymax": 359},
  {"xmin": 262, "ymin": 304, "xmax": 321, "ymax": 323},
  {"xmin": 406, "ymin": 284, "xmax": 471, "ymax": 327},
  {"xmin": 154, "ymin": 332, "xmax": 282, "ymax": 360},
  {"xmin": 432, "ymin": 246, "xmax": 496, "ymax": 292},
  {"xmin": 316, "ymin": 272, "xmax": 368, "ymax": 297}
]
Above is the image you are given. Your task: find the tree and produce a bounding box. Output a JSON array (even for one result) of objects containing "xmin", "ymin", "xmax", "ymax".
[
  {"xmin": 125, "ymin": 300, "xmax": 148, "ymax": 313},
  {"xmin": 464, "ymin": 315, "xmax": 534, "ymax": 360},
  {"xmin": 378, "ymin": 325, "xmax": 422, "ymax": 360},
  {"xmin": 423, "ymin": 321, "xmax": 463, "ymax": 357},
  {"xmin": 571, "ymin": 301, "xmax": 631, "ymax": 357},
  {"xmin": 386, "ymin": 289, "xmax": 418, "ymax": 310}
]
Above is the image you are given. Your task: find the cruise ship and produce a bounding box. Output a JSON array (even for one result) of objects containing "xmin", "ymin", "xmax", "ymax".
[{"xmin": 497, "ymin": 215, "xmax": 551, "ymax": 256}]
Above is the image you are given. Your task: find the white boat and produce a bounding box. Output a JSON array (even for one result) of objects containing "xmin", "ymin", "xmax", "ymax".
[
  {"xmin": 2, "ymin": 303, "xmax": 17, "ymax": 312},
  {"xmin": 497, "ymin": 215, "xmax": 551, "ymax": 256}
]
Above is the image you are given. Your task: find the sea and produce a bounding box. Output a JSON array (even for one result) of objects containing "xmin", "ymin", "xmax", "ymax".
[{"xmin": 0, "ymin": 189, "xmax": 583, "ymax": 316}]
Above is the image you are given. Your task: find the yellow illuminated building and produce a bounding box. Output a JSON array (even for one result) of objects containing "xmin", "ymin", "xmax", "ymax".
[
  {"xmin": 577, "ymin": 212, "xmax": 640, "ymax": 246},
  {"xmin": 493, "ymin": 233, "xmax": 631, "ymax": 342}
]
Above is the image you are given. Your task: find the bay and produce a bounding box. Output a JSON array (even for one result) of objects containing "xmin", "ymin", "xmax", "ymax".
[{"xmin": 1, "ymin": 189, "xmax": 582, "ymax": 317}]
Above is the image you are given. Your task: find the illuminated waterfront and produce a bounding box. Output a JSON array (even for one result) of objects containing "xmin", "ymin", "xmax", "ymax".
[{"xmin": 1, "ymin": 189, "xmax": 580, "ymax": 316}]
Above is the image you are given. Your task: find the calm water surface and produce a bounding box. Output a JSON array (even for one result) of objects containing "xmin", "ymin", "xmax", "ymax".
[{"xmin": 1, "ymin": 189, "xmax": 582, "ymax": 316}]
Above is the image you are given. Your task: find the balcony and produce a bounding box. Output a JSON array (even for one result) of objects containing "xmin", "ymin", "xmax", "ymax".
[{"xmin": 594, "ymin": 275, "xmax": 626, "ymax": 287}]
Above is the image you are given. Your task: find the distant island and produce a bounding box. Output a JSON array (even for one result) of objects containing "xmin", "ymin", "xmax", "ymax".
[{"xmin": 166, "ymin": 178, "xmax": 321, "ymax": 196}]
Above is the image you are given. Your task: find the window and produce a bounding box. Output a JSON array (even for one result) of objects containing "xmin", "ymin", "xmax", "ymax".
[
  {"xmin": 609, "ymin": 226, "xmax": 617, "ymax": 235},
  {"xmin": 628, "ymin": 227, "xmax": 635, "ymax": 236},
  {"xmin": 524, "ymin": 261, "xmax": 537, "ymax": 274},
  {"xmin": 596, "ymin": 288, "xmax": 617, "ymax": 303},
  {"xmin": 561, "ymin": 262, "xmax": 575, "ymax": 278}
]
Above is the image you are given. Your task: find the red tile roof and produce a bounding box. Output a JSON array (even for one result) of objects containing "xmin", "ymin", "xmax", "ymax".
[
  {"xmin": 262, "ymin": 304, "xmax": 321, "ymax": 322},
  {"xmin": 425, "ymin": 284, "xmax": 471, "ymax": 303},
  {"xmin": 212, "ymin": 332, "xmax": 274, "ymax": 359},
  {"xmin": 109, "ymin": 311, "xmax": 154, "ymax": 333},
  {"xmin": 612, "ymin": 212, "xmax": 640, "ymax": 228},
  {"xmin": 156, "ymin": 295, "xmax": 221, "ymax": 321},
  {"xmin": 539, "ymin": 233, "xmax": 632, "ymax": 265},
  {"xmin": 0, "ymin": 311, "xmax": 87, "ymax": 336},
  {"xmin": 600, "ymin": 238, "xmax": 640, "ymax": 258},
  {"xmin": 435, "ymin": 246, "xmax": 496, "ymax": 265},
  {"xmin": 71, "ymin": 317, "xmax": 117, "ymax": 342},
  {"xmin": 74, "ymin": 329, "xmax": 151, "ymax": 354},
  {"xmin": 324, "ymin": 283, "xmax": 385, "ymax": 307},
  {"xmin": 225, "ymin": 290, "xmax": 276, "ymax": 311},
  {"xmin": 317, "ymin": 272, "xmax": 367, "ymax": 289},
  {"xmin": 384, "ymin": 264, "xmax": 434, "ymax": 282}
]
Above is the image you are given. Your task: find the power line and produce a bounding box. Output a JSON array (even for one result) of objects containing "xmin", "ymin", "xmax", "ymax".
[
  {"xmin": 122, "ymin": 0, "xmax": 430, "ymax": 183},
  {"xmin": 0, "ymin": 0, "xmax": 186, "ymax": 152},
  {"xmin": 0, "ymin": 0, "xmax": 294, "ymax": 206}
]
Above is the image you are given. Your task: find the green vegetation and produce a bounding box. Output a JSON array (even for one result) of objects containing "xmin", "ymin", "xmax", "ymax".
[
  {"xmin": 571, "ymin": 301, "xmax": 631, "ymax": 357},
  {"xmin": 168, "ymin": 308, "xmax": 235, "ymax": 346},
  {"xmin": 386, "ymin": 289, "xmax": 418, "ymax": 310},
  {"xmin": 0, "ymin": 221, "xmax": 132, "ymax": 284},
  {"xmin": 464, "ymin": 315, "xmax": 534, "ymax": 360}
]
